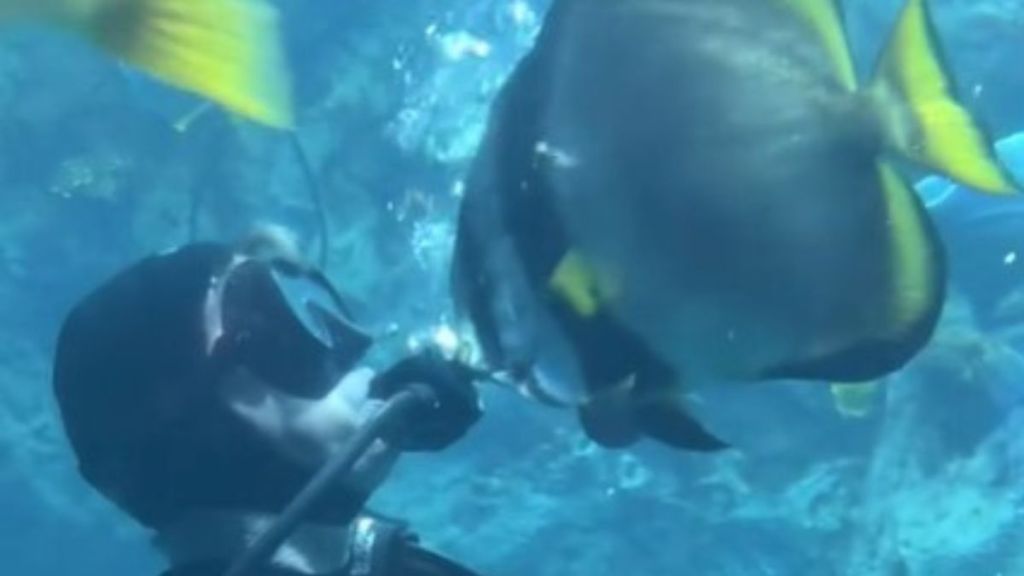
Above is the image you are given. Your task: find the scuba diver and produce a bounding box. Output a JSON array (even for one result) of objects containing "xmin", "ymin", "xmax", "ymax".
[{"xmin": 51, "ymin": 230, "xmax": 485, "ymax": 576}]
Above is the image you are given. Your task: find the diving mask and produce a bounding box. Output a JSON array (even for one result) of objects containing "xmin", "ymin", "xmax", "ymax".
[{"xmin": 213, "ymin": 257, "xmax": 373, "ymax": 399}]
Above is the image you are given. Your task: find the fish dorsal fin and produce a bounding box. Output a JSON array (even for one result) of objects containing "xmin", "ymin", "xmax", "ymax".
[
  {"xmin": 578, "ymin": 378, "xmax": 641, "ymax": 448},
  {"xmin": 781, "ymin": 0, "xmax": 858, "ymax": 90},
  {"xmin": 870, "ymin": 0, "xmax": 1018, "ymax": 194}
]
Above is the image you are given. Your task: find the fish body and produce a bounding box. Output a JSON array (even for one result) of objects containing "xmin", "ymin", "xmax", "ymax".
[
  {"xmin": 453, "ymin": 0, "xmax": 1017, "ymax": 449},
  {"xmin": 537, "ymin": 0, "xmax": 920, "ymax": 384},
  {"xmin": 0, "ymin": 0, "xmax": 293, "ymax": 128}
]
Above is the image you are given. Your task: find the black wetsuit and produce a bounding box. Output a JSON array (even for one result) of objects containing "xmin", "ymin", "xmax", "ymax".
[{"xmin": 54, "ymin": 243, "xmax": 484, "ymax": 576}]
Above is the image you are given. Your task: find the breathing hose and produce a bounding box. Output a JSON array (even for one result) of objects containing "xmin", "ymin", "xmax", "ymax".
[{"xmin": 222, "ymin": 385, "xmax": 438, "ymax": 576}]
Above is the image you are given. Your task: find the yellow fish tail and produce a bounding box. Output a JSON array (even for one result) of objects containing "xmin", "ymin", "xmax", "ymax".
[
  {"xmin": 870, "ymin": 0, "xmax": 1017, "ymax": 194},
  {"xmin": 86, "ymin": 0, "xmax": 294, "ymax": 129}
]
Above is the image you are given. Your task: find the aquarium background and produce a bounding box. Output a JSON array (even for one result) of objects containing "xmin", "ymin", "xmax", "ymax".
[{"xmin": 1, "ymin": 0, "xmax": 1023, "ymax": 574}]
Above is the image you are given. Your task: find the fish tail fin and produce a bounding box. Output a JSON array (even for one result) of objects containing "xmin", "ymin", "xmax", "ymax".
[
  {"xmin": 869, "ymin": 0, "xmax": 1016, "ymax": 194},
  {"xmin": 86, "ymin": 0, "xmax": 293, "ymax": 129}
]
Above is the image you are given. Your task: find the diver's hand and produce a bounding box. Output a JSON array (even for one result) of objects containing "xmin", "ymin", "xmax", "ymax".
[
  {"xmin": 370, "ymin": 348, "xmax": 483, "ymax": 452},
  {"xmin": 222, "ymin": 367, "xmax": 399, "ymax": 492}
]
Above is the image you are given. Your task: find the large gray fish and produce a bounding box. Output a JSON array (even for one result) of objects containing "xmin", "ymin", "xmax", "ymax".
[{"xmin": 452, "ymin": 0, "xmax": 1019, "ymax": 450}]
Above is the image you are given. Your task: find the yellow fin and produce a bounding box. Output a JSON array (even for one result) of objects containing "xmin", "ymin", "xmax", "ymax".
[
  {"xmin": 85, "ymin": 0, "xmax": 294, "ymax": 129},
  {"xmin": 870, "ymin": 0, "xmax": 1017, "ymax": 194},
  {"xmin": 781, "ymin": 0, "xmax": 857, "ymax": 90},
  {"xmin": 830, "ymin": 381, "xmax": 881, "ymax": 419},
  {"xmin": 878, "ymin": 161, "xmax": 941, "ymax": 333},
  {"xmin": 549, "ymin": 251, "xmax": 604, "ymax": 318}
]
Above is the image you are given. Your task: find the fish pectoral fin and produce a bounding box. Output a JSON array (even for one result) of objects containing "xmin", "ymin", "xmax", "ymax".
[
  {"xmin": 579, "ymin": 376, "xmax": 731, "ymax": 452},
  {"xmin": 633, "ymin": 393, "xmax": 729, "ymax": 452},
  {"xmin": 631, "ymin": 356, "xmax": 729, "ymax": 452},
  {"xmin": 869, "ymin": 0, "xmax": 1017, "ymax": 194},
  {"xmin": 85, "ymin": 0, "xmax": 294, "ymax": 129},
  {"xmin": 579, "ymin": 358, "xmax": 728, "ymax": 452},
  {"xmin": 781, "ymin": 0, "xmax": 857, "ymax": 90},
  {"xmin": 578, "ymin": 380, "xmax": 641, "ymax": 449}
]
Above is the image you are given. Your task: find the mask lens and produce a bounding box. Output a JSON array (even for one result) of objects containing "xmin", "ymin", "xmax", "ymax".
[{"xmin": 219, "ymin": 259, "xmax": 372, "ymax": 398}]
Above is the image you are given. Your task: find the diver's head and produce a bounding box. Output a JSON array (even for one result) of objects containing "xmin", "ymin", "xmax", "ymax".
[
  {"xmin": 188, "ymin": 223, "xmax": 374, "ymax": 399},
  {"xmin": 53, "ymin": 235, "xmax": 376, "ymax": 529}
]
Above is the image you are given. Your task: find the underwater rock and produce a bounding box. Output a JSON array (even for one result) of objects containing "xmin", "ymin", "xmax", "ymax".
[{"xmin": 841, "ymin": 302, "xmax": 1024, "ymax": 575}]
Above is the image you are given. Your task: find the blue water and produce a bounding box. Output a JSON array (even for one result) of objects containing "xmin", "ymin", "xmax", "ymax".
[{"xmin": 2, "ymin": 0, "xmax": 1024, "ymax": 574}]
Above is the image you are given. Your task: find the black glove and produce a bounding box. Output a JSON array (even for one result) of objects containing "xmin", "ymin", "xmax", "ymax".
[{"xmin": 369, "ymin": 348, "xmax": 483, "ymax": 452}]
